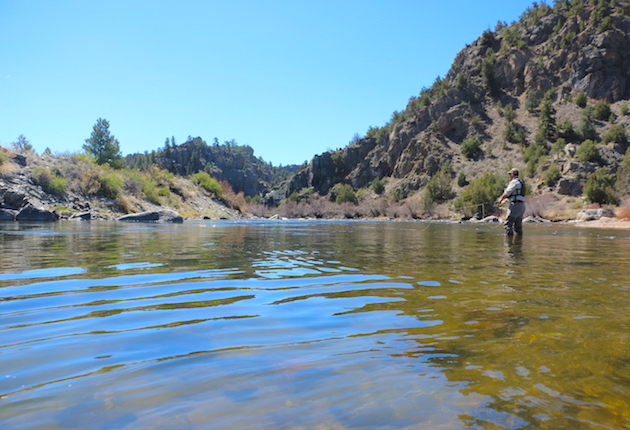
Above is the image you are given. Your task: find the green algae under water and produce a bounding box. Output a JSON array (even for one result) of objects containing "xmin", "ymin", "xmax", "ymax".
[{"xmin": 0, "ymin": 220, "xmax": 629, "ymax": 429}]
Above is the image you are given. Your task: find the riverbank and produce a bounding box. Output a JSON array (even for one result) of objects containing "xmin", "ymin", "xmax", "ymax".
[
  {"xmin": 2, "ymin": 148, "xmax": 628, "ymax": 226},
  {"xmin": 574, "ymin": 218, "xmax": 630, "ymax": 229}
]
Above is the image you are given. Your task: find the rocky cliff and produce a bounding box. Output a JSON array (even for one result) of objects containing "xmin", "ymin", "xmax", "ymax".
[{"xmin": 279, "ymin": 0, "xmax": 630, "ymax": 205}]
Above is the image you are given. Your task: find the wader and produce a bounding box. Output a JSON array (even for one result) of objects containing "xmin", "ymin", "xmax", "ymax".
[{"xmin": 504, "ymin": 200, "xmax": 526, "ymax": 236}]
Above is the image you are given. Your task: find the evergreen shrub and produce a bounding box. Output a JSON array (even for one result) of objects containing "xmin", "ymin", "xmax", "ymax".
[
  {"xmin": 585, "ymin": 169, "xmax": 619, "ymax": 205},
  {"xmin": 461, "ymin": 137, "xmax": 482, "ymax": 158},
  {"xmin": 575, "ymin": 91, "xmax": 587, "ymax": 108},
  {"xmin": 602, "ymin": 124, "xmax": 627, "ymax": 145},
  {"xmin": 370, "ymin": 178, "xmax": 385, "ymax": 195},
  {"xmin": 578, "ymin": 107, "xmax": 598, "ymax": 141},
  {"xmin": 543, "ymin": 163, "xmax": 562, "ymax": 187},
  {"xmin": 594, "ymin": 100, "xmax": 612, "ymax": 121},
  {"xmin": 575, "ymin": 139, "xmax": 601, "ymax": 163},
  {"xmin": 454, "ymin": 172, "xmax": 504, "ymax": 216},
  {"xmin": 333, "ymin": 183, "xmax": 358, "ymax": 205},
  {"xmin": 423, "ymin": 168, "xmax": 454, "ymax": 206},
  {"xmin": 457, "ymin": 172, "xmax": 468, "ymax": 187}
]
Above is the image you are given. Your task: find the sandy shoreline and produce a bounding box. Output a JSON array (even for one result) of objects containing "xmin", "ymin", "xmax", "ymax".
[{"xmin": 573, "ymin": 218, "xmax": 630, "ymax": 230}]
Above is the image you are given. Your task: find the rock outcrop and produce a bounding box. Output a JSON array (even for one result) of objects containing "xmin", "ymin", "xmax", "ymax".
[
  {"xmin": 1, "ymin": 164, "xmax": 60, "ymax": 222},
  {"xmin": 117, "ymin": 209, "xmax": 184, "ymax": 223},
  {"xmin": 15, "ymin": 203, "xmax": 59, "ymax": 221}
]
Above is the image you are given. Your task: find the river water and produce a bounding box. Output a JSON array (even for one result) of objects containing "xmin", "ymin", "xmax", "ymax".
[{"xmin": 0, "ymin": 220, "xmax": 629, "ymax": 430}]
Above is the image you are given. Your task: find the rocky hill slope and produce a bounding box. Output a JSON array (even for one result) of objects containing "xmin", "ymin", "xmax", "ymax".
[
  {"xmin": 276, "ymin": 0, "xmax": 630, "ymax": 213},
  {"xmin": 0, "ymin": 149, "xmax": 243, "ymax": 221}
]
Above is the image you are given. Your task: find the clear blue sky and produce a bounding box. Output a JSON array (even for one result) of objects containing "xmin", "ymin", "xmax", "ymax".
[{"xmin": 1, "ymin": 0, "xmax": 536, "ymax": 166}]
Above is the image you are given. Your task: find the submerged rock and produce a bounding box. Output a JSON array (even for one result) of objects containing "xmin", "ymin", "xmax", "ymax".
[
  {"xmin": 468, "ymin": 215, "xmax": 500, "ymax": 223},
  {"xmin": 523, "ymin": 216, "xmax": 551, "ymax": 223},
  {"xmin": 117, "ymin": 209, "xmax": 184, "ymax": 223}
]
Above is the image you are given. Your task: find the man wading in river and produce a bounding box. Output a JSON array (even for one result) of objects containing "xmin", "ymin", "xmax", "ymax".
[{"xmin": 497, "ymin": 168, "xmax": 526, "ymax": 236}]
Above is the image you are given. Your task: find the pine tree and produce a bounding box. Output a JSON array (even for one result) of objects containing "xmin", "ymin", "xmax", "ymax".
[
  {"xmin": 578, "ymin": 107, "xmax": 598, "ymax": 141},
  {"xmin": 83, "ymin": 118, "xmax": 123, "ymax": 168},
  {"xmin": 538, "ymin": 90, "xmax": 557, "ymax": 140}
]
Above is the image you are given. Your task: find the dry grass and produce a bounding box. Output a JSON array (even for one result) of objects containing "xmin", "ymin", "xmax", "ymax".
[
  {"xmin": 386, "ymin": 201, "xmax": 418, "ymax": 219},
  {"xmin": 115, "ymin": 196, "xmax": 136, "ymax": 214},
  {"xmin": 525, "ymin": 193, "xmax": 559, "ymax": 218},
  {"xmin": 522, "ymin": 193, "xmax": 589, "ymax": 221},
  {"xmin": 53, "ymin": 205, "xmax": 76, "ymax": 217},
  {"xmin": 244, "ymin": 203, "xmax": 270, "ymax": 218},
  {"xmin": 0, "ymin": 161, "xmax": 18, "ymax": 177},
  {"xmin": 358, "ymin": 197, "xmax": 389, "ymax": 218},
  {"xmin": 0, "ymin": 147, "xmax": 18, "ymax": 177},
  {"xmin": 616, "ymin": 198, "xmax": 630, "ymax": 220},
  {"xmin": 268, "ymin": 195, "xmax": 426, "ymax": 220},
  {"xmin": 424, "ymin": 202, "xmax": 455, "ymax": 219},
  {"xmin": 170, "ymin": 178, "xmax": 194, "ymax": 199},
  {"xmin": 220, "ymin": 181, "xmax": 246, "ymax": 211}
]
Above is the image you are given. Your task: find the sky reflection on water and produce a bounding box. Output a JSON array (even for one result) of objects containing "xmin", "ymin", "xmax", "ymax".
[{"xmin": 0, "ymin": 220, "xmax": 629, "ymax": 429}]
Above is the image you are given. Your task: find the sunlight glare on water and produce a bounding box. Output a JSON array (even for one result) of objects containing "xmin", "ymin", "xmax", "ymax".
[{"xmin": 0, "ymin": 220, "xmax": 629, "ymax": 429}]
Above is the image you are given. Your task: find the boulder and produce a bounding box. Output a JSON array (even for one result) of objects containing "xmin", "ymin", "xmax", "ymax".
[
  {"xmin": 576, "ymin": 208, "xmax": 615, "ymax": 222},
  {"xmin": 69, "ymin": 211, "xmax": 92, "ymax": 221},
  {"xmin": 557, "ymin": 178, "xmax": 584, "ymax": 196},
  {"xmin": 0, "ymin": 209, "xmax": 17, "ymax": 221},
  {"xmin": 117, "ymin": 209, "xmax": 184, "ymax": 223},
  {"xmin": 564, "ymin": 143, "xmax": 577, "ymax": 158},
  {"xmin": 11, "ymin": 154, "xmax": 27, "ymax": 167},
  {"xmin": 16, "ymin": 203, "xmax": 59, "ymax": 221},
  {"xmin": 262, "ymin": 189, "xmax": 286, "ymax": 208},
  {"xmin": 562, "ymin": 161, "xmax": 596, "ymax": 175},
  {"xmin": 3, "ymin": 191, "xmax": 29, "ymax": 209}
]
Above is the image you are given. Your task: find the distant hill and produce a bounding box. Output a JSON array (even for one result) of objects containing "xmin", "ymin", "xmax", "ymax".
[
  {"xmin": 125, "ymin": 137, "xmax": 301, "ymax": 197},
  {"xmin": 275, "ymin": 0, "xmax": 630, "ymax": 213}
]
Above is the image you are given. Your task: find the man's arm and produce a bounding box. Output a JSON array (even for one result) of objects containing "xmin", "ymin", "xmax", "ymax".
[{"xmin": 498, "ymin": 191, "xmax": 509, "ymax": 204}]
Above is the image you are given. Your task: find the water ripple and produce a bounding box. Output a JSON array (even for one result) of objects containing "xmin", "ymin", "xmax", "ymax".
[{"xmin": 1, "ymin": 221, "xmax": 630, "ymax": 429}]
